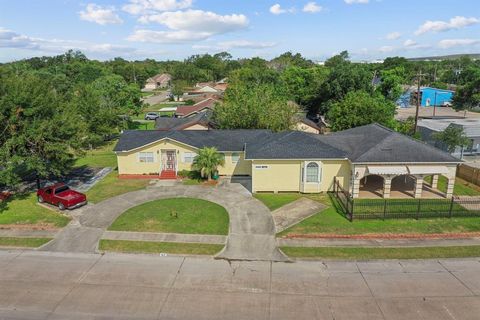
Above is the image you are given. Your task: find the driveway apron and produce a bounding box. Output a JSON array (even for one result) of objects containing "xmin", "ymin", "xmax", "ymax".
[{"xmin": 39, "ymin": 184, "xmax": 288, "ymax": 262}]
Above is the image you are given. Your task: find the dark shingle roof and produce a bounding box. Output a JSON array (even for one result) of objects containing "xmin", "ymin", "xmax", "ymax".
[
  {"xmin": 154, "ymin": 112, "xmax": 212, "ymax": 130},
  {"xmin": 320, "ymin": 123, "xmax": 460, "ymax": 163},
  {"xmin": 114, "ymin": 129, "xmax": 270, "ymax": 152},
  {"xmin": 114, "ymin": 123, "xmax": 460, "ymax": 163},
  {"xmin": 245, "ymin": 131, "xmax": 346, "ymax": 159}
]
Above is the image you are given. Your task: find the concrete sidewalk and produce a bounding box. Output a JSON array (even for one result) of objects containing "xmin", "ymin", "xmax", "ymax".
[
  {"xmin": 272, "ymin": 198, "xmax": 326, "ymax": 233},
  {"xmin": 278, "ymin": 236, "xmax": 480, "ymax": 248},
  {"xmin": 102, "ymin": 230, "xmax": 227, "ymax": 245},
  {"xmin": 1, "ymin": 250, "xmax": 480, "ymax": 319},
  {"xmin": 0, "ymin": 229, "xmax": 58, "ymax": 238}
]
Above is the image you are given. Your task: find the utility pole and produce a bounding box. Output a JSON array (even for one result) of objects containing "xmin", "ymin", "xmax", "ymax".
[{"xmin": 413, "ymin": 70, "xmax": 427, "ymax": 135}]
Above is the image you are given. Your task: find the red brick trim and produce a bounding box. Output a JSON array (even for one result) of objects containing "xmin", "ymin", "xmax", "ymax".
[{"xmin": 118, "ymin": 174, "xmax": 162, "ymax": 179}]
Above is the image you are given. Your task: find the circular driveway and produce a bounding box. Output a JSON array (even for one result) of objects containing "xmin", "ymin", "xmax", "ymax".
[{"xmin": 40, "ymin": 183, "xmax": 288, "ymax": 262}]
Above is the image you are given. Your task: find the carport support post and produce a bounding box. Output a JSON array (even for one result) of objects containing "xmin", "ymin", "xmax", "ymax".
[
  {"xmin": 431, "ymin": 175, "xmax": 439, "ymax": 189},
  {"xmin": 383, "ymin": 176, "xmax": 392, "ymax": 199},
  {"xmin": 446, "ymin": 178, "xmax": 455, "ymax": 199},
  {"xmin": 414, "ymin": 176, "xmax": 424, "ymax": 199}
]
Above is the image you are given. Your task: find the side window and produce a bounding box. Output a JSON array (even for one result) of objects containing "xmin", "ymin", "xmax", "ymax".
[
  {"xmin": 231, "ymin": 153, "xmax": 240, "ymax": 163},
  {"xmin": 138, "ymin": 152, "xmax": 154, "ymax": 163},
  {"xmin": 183, "ymin": 152, "xmax": 197, "ymax": 163},
  {"xmin": 45, "ymin": 189, "xmax": 52, "ymax": 195},
  {"xmin": 306, "ymin": 162, "xmax": 320, "ymax": 183}
]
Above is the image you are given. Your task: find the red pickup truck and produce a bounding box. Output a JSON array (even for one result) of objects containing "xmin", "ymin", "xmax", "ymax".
[{"xmin": 37, "ymin": 183, "xmax": 87, "ymax": 210}]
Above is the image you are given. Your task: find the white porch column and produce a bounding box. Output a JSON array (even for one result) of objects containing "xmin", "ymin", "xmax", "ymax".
[
  {"xmin": 446, "ymin": 178, "xmax": 455, "ymax": 198},
  {"xmin": 414, "ymin": 176, "xmax": 424, "ymax": 199},
  {"xmin": 431, "ymin": 174, "xmax": 439, "ymax": 189},
  {"xmin": 383, "ymin": 176, "xmax": 392, "ymax": 199},
  {"xmin": 352, "ymin": 177, "xmax": 360, "ymax": 198}
]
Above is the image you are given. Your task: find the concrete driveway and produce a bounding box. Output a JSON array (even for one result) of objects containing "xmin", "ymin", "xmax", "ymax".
[
  {"xmin": 40, "ymin": 183, "xmax": 287, "ymax": 262},
  {"xmin": 1, "ymin": 250, "xmax": 480, "ymax": 319}
]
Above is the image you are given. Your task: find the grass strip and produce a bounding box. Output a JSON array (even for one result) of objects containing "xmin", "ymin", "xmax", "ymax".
[{"xmin": 99, "ymin": 239, "xmax": 224, "ymax": 255}]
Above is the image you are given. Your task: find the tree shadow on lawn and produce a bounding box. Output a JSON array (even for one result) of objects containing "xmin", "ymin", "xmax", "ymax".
[{"xmin": 0, "ymin": 192, "xmax": 30, "ymax": 213}]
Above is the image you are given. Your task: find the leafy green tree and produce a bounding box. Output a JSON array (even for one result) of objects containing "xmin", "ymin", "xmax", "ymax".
[
  {"xmin": 378, "ymin": 67, "xmax": 405, "ymax": 101},
  {"xmin": 433, "ymin": 125, "xmax": 472, "ymax": 154},
  {"xmin": 192, "ymin": 147, "xmax": 225, "ymax": 181},
  {"xmin": 452, "ymin": 67, "xmax": 480, "ymax": 113},
  {"xmin": 214, "ymin": 81, "xmax": 299, "ymax": 131},
  {"xmin": 0, "ymin": 72, "xmax": 83, "ymax": 188},
  {"xmin": 171, "ymin": 80, "xmax": 189, "ymax": 100},
  {"xmin": 327, "ymin": 91, "xmax": 396, "ymax": 131}
]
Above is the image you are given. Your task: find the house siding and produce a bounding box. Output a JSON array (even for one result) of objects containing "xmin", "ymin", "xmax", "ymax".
[
  {"xmin": 116, "ymin": 139, "xmax": 251, "ymax": 176},
  {"xmin": 251, "ymin": 159, "xmax": 350, "ymax": 193}
]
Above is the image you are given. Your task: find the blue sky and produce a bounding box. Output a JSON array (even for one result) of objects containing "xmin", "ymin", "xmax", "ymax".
[{"xmin": 0, "ymin": 0, "xmax": 479, "ymax": 62}]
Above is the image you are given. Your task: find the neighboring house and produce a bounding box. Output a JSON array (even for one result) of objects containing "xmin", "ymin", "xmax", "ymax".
[
  {"xmin": 295, "ymin": 116, "xmax": 322, "ymax": 134},
  {"xmin": 175, "ymin": 98, "xmax": 218, "ymax": 118},
  {"xmin": 144, "ymin": 73, "xmax": 172, "ymax": 90},
  {"xmin": 114, "ymin": 124, "xmax": 460, "ymax": 198},
  {"xmin": 155, "ymin": 112, "xmax": 213, "ymax": 131},
  {"xmin": 418, "ymin": 118, "xmax": 480, "ymax": 157}
]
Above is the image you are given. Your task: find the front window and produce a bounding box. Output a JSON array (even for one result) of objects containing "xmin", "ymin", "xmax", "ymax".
[
  {"xmin": 183, "ymin": 152, "xmax": 197, "ymax": 163},
  {"xmin": 231, "ymin": 153, "xmax": 240, "ymax": 163},
  {"xmin": 306, "ymin": 162, "xmax": 319, "ymax": 183},
  {"xmin": 139, "ymin": 152, "xmax": 154, "ymax": 163}
]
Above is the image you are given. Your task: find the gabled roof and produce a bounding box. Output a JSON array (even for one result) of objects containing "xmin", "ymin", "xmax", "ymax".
[
  {"xmin": 114, "ymin": 123, "xmax": 461, "ymax": 163},
  {"xmin": 297, "ymin": 116, "xmax": 321, "ymax": 130},
  {"xmin": 147, "ymin": 73, "xmax": 171, "ymax": 83},
  {"xmin": 175, "ymin": 98, "xmax": 218, "ymax": 117},
  {"xmin": 320, "ymin": 123, "xmax": 460, "ymax": 163},
  {"xmin": 155, "ymin": 112, "xmax": 212, "ymax": 131},
  {"xmin": 114, "ymin": 129, "xmax": 271, "ymax": 152},
  {"xmin": 245, "ymin": 131, "xmax": 346, "ymax": 159}
]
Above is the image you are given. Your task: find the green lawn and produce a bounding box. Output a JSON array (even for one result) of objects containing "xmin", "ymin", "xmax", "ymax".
[
  {"xmin": 108, "ymin": 198, "xmax": 229, "ymax": 235},
  {"xmin": 85, "ymin": 171, "xmax": 150, "ymax": 204},
  {"xmin": 276, "ymin": 194, "xmax": 480, "ymax": 236},
  {"xmin": 74, "ymin": 142, "xmax": 117, "ymax": 168},
  {"xmin": 99, "ymin": 240, "xmax": 223, "ymax": 255},
  {"xmin": 281, "ymin": 245, "xmax": 480, "ymax": 260},
  {"xmin": 0, "ymin": 193, "xmax": 70, "ymax": 228},
  {"xmin": 254, "ymin": 193, "xmax": 302, "ymax": 211},
  {"xmin": 425, "ymin": 176, "xmax": 480, "ymax": 196},
  {"xmin": 128, "ymin": 121, "xmax": 156, "ymax": 130},
  {"xmin": 0, "ymin": 237, "xmax": 52, "ymax": 248}
]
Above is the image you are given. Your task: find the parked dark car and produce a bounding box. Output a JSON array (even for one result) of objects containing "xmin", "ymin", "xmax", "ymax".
[
  {"xmin": 144, "ymin": 112, "xmax": 159, "ymax": 120},
  {"xmin": 37, "ymin": 183, "xmax": 87, "ymax": 210}
]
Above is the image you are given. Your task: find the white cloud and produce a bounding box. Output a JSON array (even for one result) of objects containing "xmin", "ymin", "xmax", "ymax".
[
  {"xmin": 79, "ymin": 3, "xmax": 123, "ymax": 25},
  {"xmin": 344, "ymin": 0, "xmax": 369, "ymax": 4},
  {"xmin": 379, "ymin": 45, "xmax": 394, "ymax": 53},
  {"xmin": 415, "ymin": 16, "xmax": 479, "ymax": 35},
  {"xmin": 217, "ymin": 40, "xmax": 277, "ymax": 49},
  {"xmin": 138, "ymin": 10, "xmax": 248, "ymax": 33},
  {"xmin": 270, "ymin": 4, "xmax": 286, "ymax": 15},
  {"xmin": 128, "ymin": 9, "xmax": 248, "ymax": 43},
  {"xmin": 438, "ymin": 38, "xmax": 480, "ymax": 49},
  {"xmin": 386, "ymin": 32, "xmax": 401, "ymax": 40},
  {"xmin": 403, "ymin": 39, "xmax": 417, "ymax": 47},
  {"xmin": 0, "ymin": 26, "xmax": 143, "ymax": 59},
  {"xmin": 303, "ymin": 2, "xmax": 322, "ymax": 13},
  {"xmin": 127, "ymin": 29, "xmax": 211, "ymax": 43},
  {"xmin": 122, "ymin": 0, "xmax": 192, "ymax": 15}
]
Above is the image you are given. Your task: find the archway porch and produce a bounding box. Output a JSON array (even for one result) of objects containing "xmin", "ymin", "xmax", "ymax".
[{"xmin": 351, "ymin": 164, "xmax": 457, "ymax": 199}]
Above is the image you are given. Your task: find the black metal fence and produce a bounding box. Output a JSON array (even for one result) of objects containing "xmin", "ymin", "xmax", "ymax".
[{"xmin": 332, "ymin": 177, "xmax": 480, "ymax": 220}]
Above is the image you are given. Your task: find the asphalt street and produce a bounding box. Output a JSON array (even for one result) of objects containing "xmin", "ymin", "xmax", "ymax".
[{"xmin": 1, "ymin": 250, "xmax": 480, "ymax": 319}]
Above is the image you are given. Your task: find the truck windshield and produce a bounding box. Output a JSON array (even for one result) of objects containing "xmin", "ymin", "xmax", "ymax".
[{"xmin": 55, "ymin": 186, "xmax": 70, "ymax": 194}]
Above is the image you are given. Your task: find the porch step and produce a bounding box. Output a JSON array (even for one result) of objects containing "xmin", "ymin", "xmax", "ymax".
[{"xmin": 160, "ymin": 171, "xmax": 177, "ymax": 180}]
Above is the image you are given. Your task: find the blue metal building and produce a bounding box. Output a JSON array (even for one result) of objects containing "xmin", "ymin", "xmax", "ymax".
[{"xmin": 420, "ymin": 87, "xmax": 454, "ymax": 107}]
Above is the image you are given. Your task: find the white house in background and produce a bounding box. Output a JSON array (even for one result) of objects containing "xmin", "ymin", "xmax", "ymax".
[
  {"xmin": 144, "ymin": 73, "xmax": 172, "ymax": 91},
  {"xmin": 418, "ymin": 118, "xmax": 480, "ymax": 158}
]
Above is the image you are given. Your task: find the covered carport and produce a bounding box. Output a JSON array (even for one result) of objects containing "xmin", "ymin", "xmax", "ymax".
[{"xmin": 353, "ymin": 164, "xmax": 455, "ymax": 199}]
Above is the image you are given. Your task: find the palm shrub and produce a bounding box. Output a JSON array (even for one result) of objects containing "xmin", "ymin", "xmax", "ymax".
[{"xmin": 192, "ymin": 147, "xmax": 225, "ymax": 181}]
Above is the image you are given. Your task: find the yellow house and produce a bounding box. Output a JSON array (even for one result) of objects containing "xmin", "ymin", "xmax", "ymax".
[{"xmin": 114, "ymin": 124, "xmax": 460, "ymax": 197}]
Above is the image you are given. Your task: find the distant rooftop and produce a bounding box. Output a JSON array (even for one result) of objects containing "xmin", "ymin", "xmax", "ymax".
[{"xmin": 418, "ymin": 118, "xmax": 480, "ymax": 137}]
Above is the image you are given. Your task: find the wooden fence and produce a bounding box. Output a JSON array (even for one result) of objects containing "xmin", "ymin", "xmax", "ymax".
[{"xmin": 457, "ymin": 164, "xmax": 480, "ymax": 187}]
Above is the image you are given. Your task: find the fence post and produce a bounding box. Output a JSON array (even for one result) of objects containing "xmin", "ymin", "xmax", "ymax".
[
  {"xmin": 349, "ymin": 198, "xmax": 354, "ymax": 222},
  {"xmin": 449, "ymin": 197, "xmax": 454, "ymax": 218},
  {"xmin": 416, "ymin": 199, "xmax": 421, "ymax": 220},
  {"xmin": 383, "ymin": 199, "xmax": 387, "ymax": 220}
]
